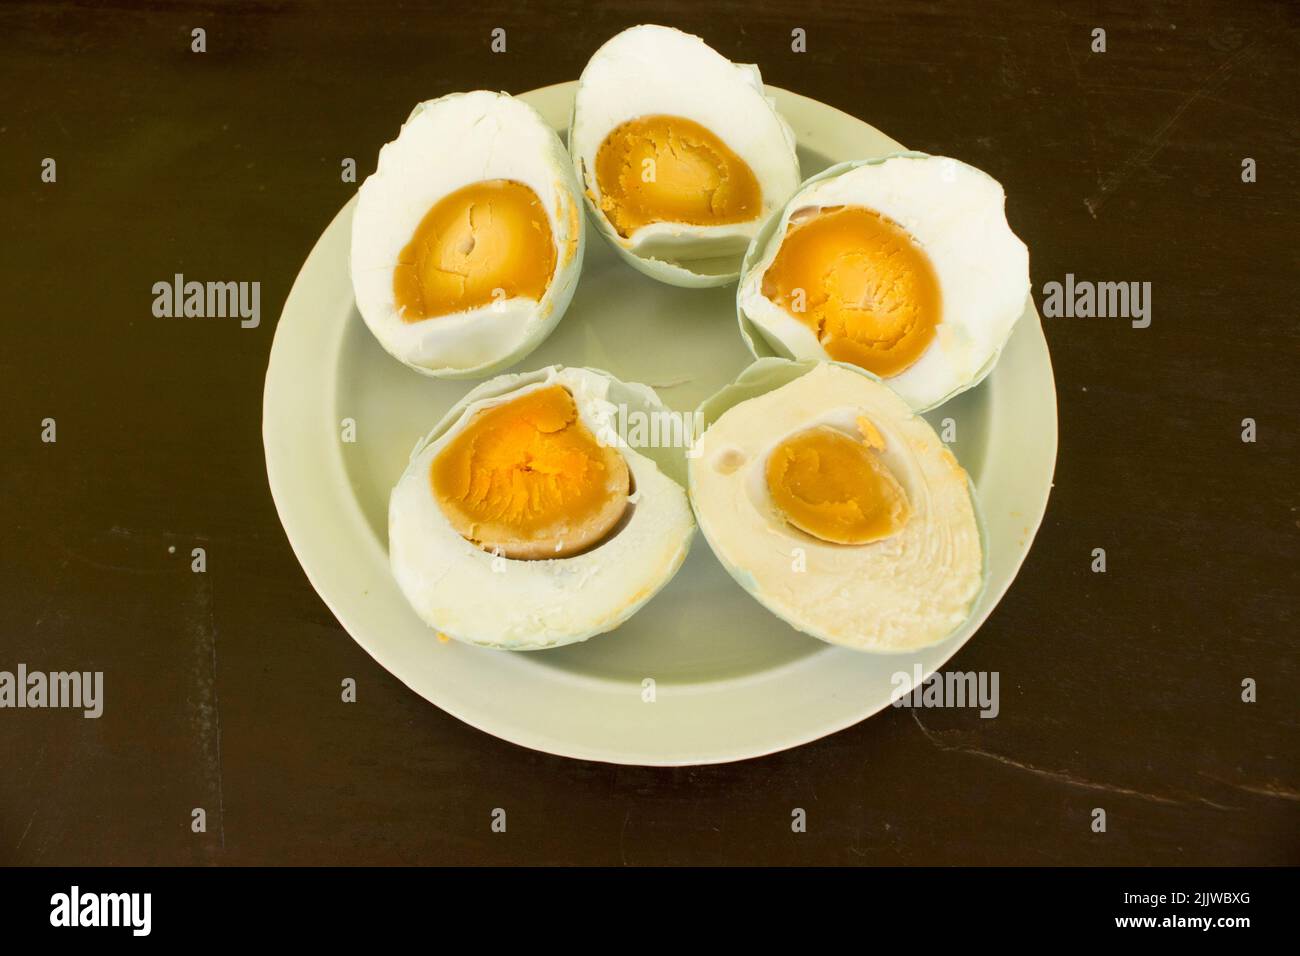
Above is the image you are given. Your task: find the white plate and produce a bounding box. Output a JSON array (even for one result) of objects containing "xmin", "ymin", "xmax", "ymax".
[{"xmin": 263, "ymin": 82, "xmax": 1057, "ymax": 766}]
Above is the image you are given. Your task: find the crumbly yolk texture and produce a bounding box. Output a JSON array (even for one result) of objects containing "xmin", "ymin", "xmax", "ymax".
[
  {"xmin": 761, "ymin": 206, "xmax": 942, "ymax": 377},
  {"xmin": 593, "ymin": 115, "xmax": 761, "ymax": 237},
  {"xmin": 431, "ymin": 385, "xmax": 630, "ymax": 560},
  {"xmin": 765, "ymin": 422, "xmax": 910, "ymax": 545},
  {"xmin": 393, "ymin": 179, "xmax": 555, "ymax": 323}
]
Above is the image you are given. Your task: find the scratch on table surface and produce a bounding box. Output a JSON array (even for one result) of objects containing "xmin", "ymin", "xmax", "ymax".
[
  {"xmin": 51, "ymin": 539, "xmax": 163, "ymax": 575},
  {"xmin": 618, "ymin": 806, "xmax": 631, "ymax": 866},
  {"xmin": 1198, "ymin": 772, "xmax": 1300, "ymax": 803},
  {"xmin": 1083, "ymin": 41, "xmax": 1259, "ymax": 218},
  {"xmin": 1083, "ymin": 85, "xmax": 1289, "ymax": 126},
  {"xmin": 14, "ymin": 808, "xmax": 39, "ymax": 856},
  {"xmin": 910, "ymin": 711, "xmax": 1238, "ymax": 811},
  {"xmin": 1060, "ymin": 34, "xmax": 1103, "ymax": 186},
  {"xmin": 30, "ymin": 740, "xmax": 71, "ymax": 863},
  {"xmin": 31, "ymin": 555, "xmax": 71, "ymax": 632},
  {"xmin": 190, "ymin": 572, "xmax": 227, "ymax": 852},
  {"xmin": 208, "ymin": 583, "xmax": 227, "ymax": 850},
  {"xmin": 10, "ymin": 745, "xmax": 47, "ymax": 859},
  {"xmin": 51, "ymin": 527, "xmax": 210, "ymax": 576}
]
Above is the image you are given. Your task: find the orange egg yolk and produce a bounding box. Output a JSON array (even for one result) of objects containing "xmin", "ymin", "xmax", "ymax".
[
  {"xmin": 393, "ymin": 179, "xmax": 555, "ymax": 323},
  {"xmin": 431, "ymin": 385, "xmax": 631, "ymax": 560},
  {"xmin": 761, "ymin": 206, "xmax": 942, "ymax": 377},
  {"xmin": 765, "ymin": 421, "xmax": 910, "ymax": 545},
  {"xmin": 593, "ymin": 115, "xmax": 762, "ymax": 237}
]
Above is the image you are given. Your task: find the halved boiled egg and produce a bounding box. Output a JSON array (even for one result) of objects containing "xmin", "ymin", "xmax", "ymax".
[
  {"xmin": 389, "ymin": 366, "xmax": 695, "ymax": 650},
  {"xmin": 351, "ymin": 91, "xmax": 585, "ymax": 378},
  {"xmin": 737, "ymin": 154, "xmax": 1030, "ymax": 410},
  {"xmin": 570, "ymin": 25, "xmax": 801, "ymax": 287},
  {"xmin": 689, "ymin": 359, "xmax": 984, "ymax": 653}
]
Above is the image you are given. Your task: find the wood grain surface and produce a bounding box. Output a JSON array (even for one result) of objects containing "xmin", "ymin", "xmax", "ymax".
[{"xmin": 0, "ymin": 0, "xmax": 1296, "ymax": 865}]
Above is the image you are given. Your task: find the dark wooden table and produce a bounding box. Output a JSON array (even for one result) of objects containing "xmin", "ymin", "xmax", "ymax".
[{"xmin": 2, "ymin": 0, "xmax": 1296, "ymax": 866}]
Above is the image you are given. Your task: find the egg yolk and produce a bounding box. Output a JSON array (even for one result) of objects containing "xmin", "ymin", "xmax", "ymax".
[
  {"xmin": 393, "ymin": 179, "xmax": 556, "ymax": 323},
  {"xmin": 431, "ymin": 385, "xmax": 631, "ymax": 560},
  {"xmin": 593, "ymin": 115, "xmax": 762, "ymax": 236},
  {"xmin": 765, "ymin": 422, "xmax": 910, "ymax": 545},
  {"xmin": 761, "ymin": 206, "xmax": 942, "ymax": 378}
]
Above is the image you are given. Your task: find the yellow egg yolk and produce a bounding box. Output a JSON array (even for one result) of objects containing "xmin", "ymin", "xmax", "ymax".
[
  {"xmin": 765, "ymin": 422, "xmax": 910, "ymax": 545},
  {"xmin": 593, "ymin": 115, "xmax": 762, "ymax": 237},
  {"xmin": 431, "ymin": 385, "xmax": 631, "ymax": 560},
  {"xmin": 393, "ymin": 179, "xmax": 556, "ymax": 323},
  {"xmin": 761, "ymin": 206, "xmax": 942, "ymax": 377}
]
